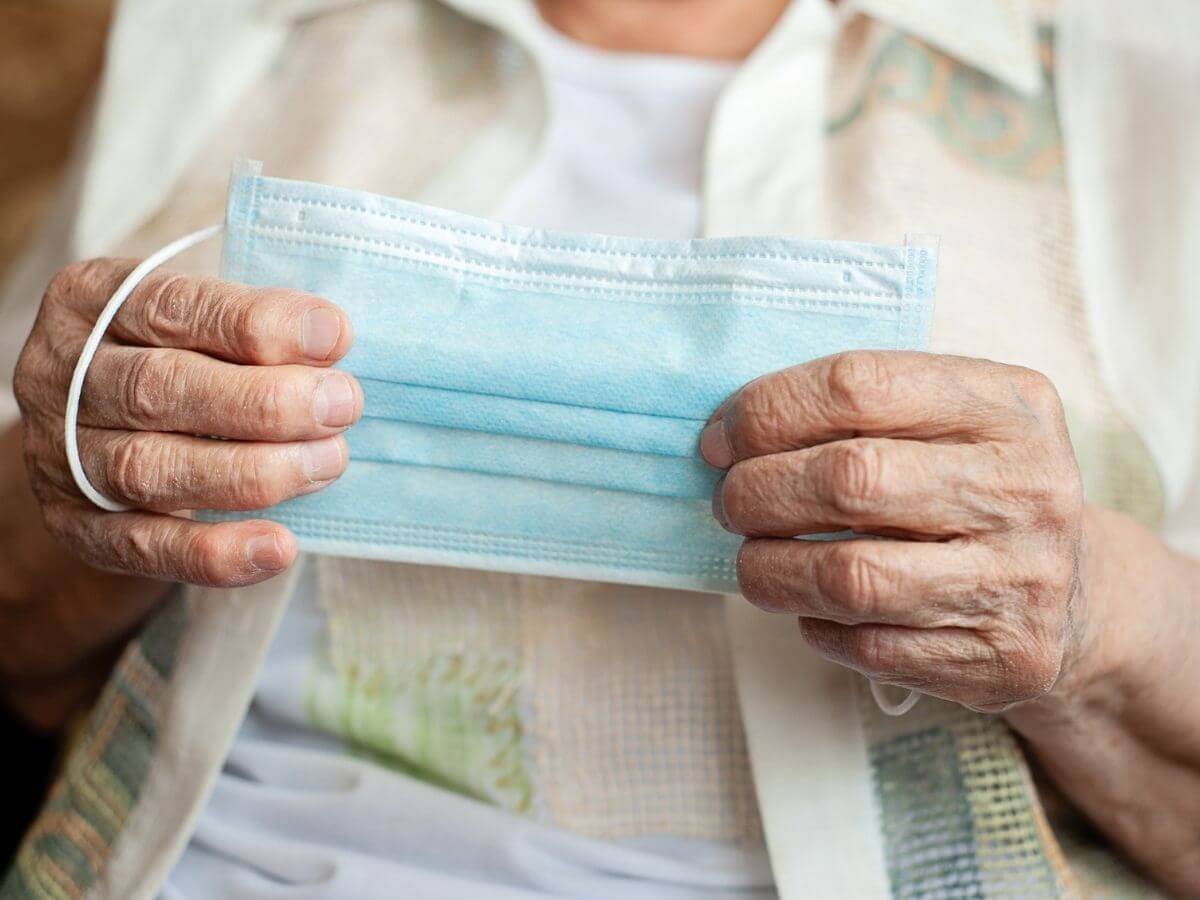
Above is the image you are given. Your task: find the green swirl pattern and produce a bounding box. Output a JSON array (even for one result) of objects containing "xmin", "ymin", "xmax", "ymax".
[{"xmin": 829, "ymin": 27, "xmax": 1063, "ymax": 181}]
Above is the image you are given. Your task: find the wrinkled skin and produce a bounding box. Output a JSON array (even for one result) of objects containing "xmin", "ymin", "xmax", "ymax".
[
  {"xmin": 13, "ymin": 258, "xmax": 362, "ymax": 586},
  {"xmin": 701, "ymin": 350, "xmax": 1084, "ymax": 712}
]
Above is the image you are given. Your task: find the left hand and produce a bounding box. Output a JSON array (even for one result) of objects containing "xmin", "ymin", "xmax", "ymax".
[{"xmin": 702, "ymin": 350, "xmax": 1086, "ymax": 713}]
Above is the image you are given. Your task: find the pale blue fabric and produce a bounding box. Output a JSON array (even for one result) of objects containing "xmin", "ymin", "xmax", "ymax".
[{"xmin": 206, "ymin": 172, "xmax": 937, "ymax": 592}]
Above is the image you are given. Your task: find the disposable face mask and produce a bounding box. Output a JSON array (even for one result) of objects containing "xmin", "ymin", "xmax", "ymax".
[{"xmin": 67, "ymin": 162, "xmax": 937, "ymax": 597}]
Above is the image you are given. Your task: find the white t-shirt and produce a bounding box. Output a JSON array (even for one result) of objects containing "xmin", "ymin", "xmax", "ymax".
[
  {"xmin": 494, "ymin": 19, "xmax": 734, "ymax": 239},
  {"xmin": 163, "ymin": 19, "xmax": 769, "ymax": 900}
]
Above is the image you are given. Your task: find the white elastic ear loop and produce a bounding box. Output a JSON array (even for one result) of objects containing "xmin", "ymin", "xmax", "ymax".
[
  {"xmin": 869, "ymin": 679, "xmax": 920, "ymax": 717},
  {"xmin": 65, "ymin": 224, "xmax": 224, "ymax": 512}
]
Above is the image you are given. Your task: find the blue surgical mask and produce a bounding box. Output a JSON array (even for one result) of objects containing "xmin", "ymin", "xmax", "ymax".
[{"xmin": 202, "ymin": 164, "xmax": 937, "ymax": 593}]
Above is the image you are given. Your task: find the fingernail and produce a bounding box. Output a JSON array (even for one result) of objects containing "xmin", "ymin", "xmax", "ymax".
[
  {"xmin": 700, "ymin": 420, "xmax": 734, "ymax": 469},
  {"xmin": 315, "ymin": 374, "xmax": 356, "ymax": 427},
  {"xmin": 302, "ymin": 307, "xmax": 343, "ymax": 361},
  {"xmin": 247, "ymin": 532, "xmax": 286, "ymax": 571},
  {"xmin": 302, "ymin": 437, "xmax": 344, "ymax": 482}
]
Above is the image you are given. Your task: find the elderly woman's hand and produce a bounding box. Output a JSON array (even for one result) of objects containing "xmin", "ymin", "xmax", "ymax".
[
  {"xmin": 13, "ymin": 258, "xmax": 362, "ymax": 587},
  {"xmin": 702, "ymin": 349, "xmax": 1200, "ymax": 894},
  {"xmin": 702, "ymin": 350, "xmax": 1086, "ymax": 712}
]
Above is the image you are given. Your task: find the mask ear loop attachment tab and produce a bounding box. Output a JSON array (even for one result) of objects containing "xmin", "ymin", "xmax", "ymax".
[{"xmin": 64, "ymin": 224, "xmax": 225, "ymax": 513}]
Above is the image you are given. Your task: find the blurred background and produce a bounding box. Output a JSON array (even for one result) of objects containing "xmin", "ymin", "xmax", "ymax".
[
  {"xmin": 0, "ymin": 0, "xmax": 115, "ymax": 869},
  {"xmin": 0, "ymin": 0, "xmax": 113, "ymax": 273}
]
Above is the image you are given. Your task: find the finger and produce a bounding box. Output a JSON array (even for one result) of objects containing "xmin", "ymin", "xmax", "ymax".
[
  {"xmin": 700, "ymin": 351, "xmax": 1060, "ymax": 466},
  {"xmin": 44, "ymin": 499, "xmax": 299, "ymax": 587},
  {"xmin": 714, "ymin": 438, "xmax": 1006, "ymax": 538},
  {"xmin": 81, "ymin": 345, "xmax": 362, "ymax": 439},
  {"xmin": 77, "ymin": 427, "xmax": 348, "ymax": 512},
  {"xmin": 796, "ymin": 618, "xmax": 1042, "ymax": 711},
  {"xmin": 65, "ymin": 259, "xmax": 353, "ymax": 365},
  {"xmin": 736, "ymin": 536, "xmax": 993, "ymax": 628}
]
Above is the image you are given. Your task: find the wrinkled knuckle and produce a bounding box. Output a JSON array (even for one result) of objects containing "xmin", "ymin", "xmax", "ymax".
[
  {"xmin": 143, "ymin": 273, "xmax": 199, "ymax": 342},
  {"xmin": 840, "ymin": 548, "xmax": 893, "ymax": 616},
  {"xmin": 110, "ymin": 521, "xmax": 156, "ymax": 576},
  {"xmin": 826, "ymin": 351, "xmax": 890, "ymax": 417},
  {"xmin": 120, "ymin": 350, "xmax": 175, "ymax": 424},
  {"xmin": 732, "ymin": 379, "xmax": 789, "ymax": 455},
  {"xmin": 849, "ymin": 628, "xmax": 894, "ymax": 673},
  {"xmin": 247, "ymin": 371, "xmax": 293, "ymax": 434},
  {"xmin": 826, "ymin": 441, "xmax": 887, "ymax": 515},
  {"xmin": 1025, "ymin": 469, "xmax": 1083, "ymax": 531},
  {"xmin": 108, "ymin": 434, "xmax": 161, "ymax": 506}
]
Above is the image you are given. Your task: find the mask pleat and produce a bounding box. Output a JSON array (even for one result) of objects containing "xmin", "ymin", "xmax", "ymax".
[
  {"xmin": 348, "ymin": 418, "xmax": 719, "ymax": 499},
  {"xmin": 204, "ymin": 171, "xmax": 936, "ymax": 592},
  {"xmin": 359, "ymin": 380, "xmax": 702, "ymax": 458}
]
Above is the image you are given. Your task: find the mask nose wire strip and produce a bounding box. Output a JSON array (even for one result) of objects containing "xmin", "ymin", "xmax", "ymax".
[
  {"xmin": 869, "ymin": 678, "xmax": 920, "ymax": 716},
  {"xmin": 64, "ymin": 224, "xmax": 225, "ymax": 513}
]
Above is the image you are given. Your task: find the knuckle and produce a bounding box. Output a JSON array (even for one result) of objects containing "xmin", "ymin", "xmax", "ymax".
[
  {"xmin": 225, "ymin": 294, "xmax": 278, "ymax": 362},
  {"xmin": 996, "ymin": 630, "xmax": 1062, "ymax": 702},
  {"xmin": 825, "ymin": 441, "xmax": 887, "ymax": 515},
  {"xmin": 1014, "ymin": 651, "xmax": 1060, "ymax": 701},
  {"xmin": 124, "ymin": 521, "xmax": 161, "ymax": 573},
  {"xmin": 142, "ymin": 273, "xmax": 200, "ymax": 342},
  {"xmin": 825, "ymin": 351, "xmax": 891, "ymax": 417},
  {"xmin": 820, "ymin": 544, "xmax": 892, "ymax": 616},
  {"xmin": 119, "ymin": 350, "xmax": 172, "ymax": 424},
  {"xmin": 246, "ymin": 370, "xmax": 294, "ymax": 434},
  {"xmin": 235, "ymin": 450, "xmax": 292, "ymax": 509},
  {"xmin": 184, "ymin": 527, "xmax": 246, "ymax": 587},
  {"xmin": 108, "ymin": 433, "xmax": 161, "ymax": 506},
  {"xmin": 732, "ymin": 378, "xmax": 793, "ymax": 455},
  {"xmin": 1021, "ymin": 468, "xmax": 1083, "ymax": 530},
  {"xmin": 848, "ymin": 627, "xmax": 893, "ymax": 673},
  {"xmin": 1014, "ymin": 366, "xmax": 1062, "ymax": 417}
]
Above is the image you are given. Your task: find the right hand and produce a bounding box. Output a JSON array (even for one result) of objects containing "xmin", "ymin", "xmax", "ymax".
[{"xmin": 13, "ymin": 258, "xmax": 362, "ymax": 587}]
